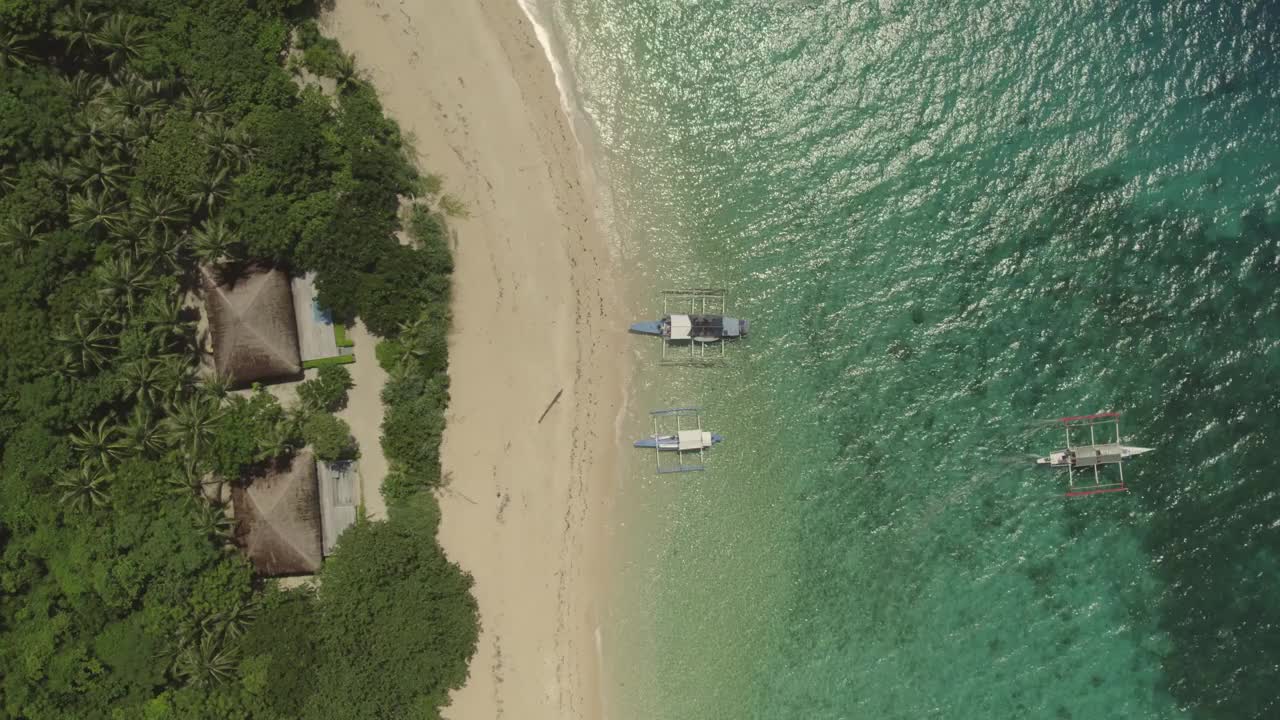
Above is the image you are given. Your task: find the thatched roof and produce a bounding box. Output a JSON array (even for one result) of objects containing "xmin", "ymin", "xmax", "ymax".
[
  {"xmin": 232, "ymin": 450, "xmax": 322, "ymax": 577},
  {"xmin": 202, "ymin": 265, "xmax": 301, "ymax": 386}
]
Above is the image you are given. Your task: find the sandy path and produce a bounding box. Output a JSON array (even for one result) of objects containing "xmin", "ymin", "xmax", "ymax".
[
  {"xmin": 323, "ymin": 2, "xmax": 624, "ymax": 718},
  {"xmin": 337, "ymin": 321, "xmax": 389, "ymax": 522}
]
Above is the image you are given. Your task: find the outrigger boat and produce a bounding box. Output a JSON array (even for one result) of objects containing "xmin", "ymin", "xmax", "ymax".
[
  {"xmin": 630, "ymin": 289, "xmax": 747, "ymax": 364},
  {"xmin": 634, "ymin": 407, "xmax": 721, "ymax": 474},
  {"xmin": 628, "ymin": 315, "xmax": 749, "ymax": 342},
  {"xmin": 1036, "ymin": 445, "xmax": 1154, "ymax": 468},
  {"xmin": 1038, "ymin": 412, "xmax": 1152, "ymax": 497}
]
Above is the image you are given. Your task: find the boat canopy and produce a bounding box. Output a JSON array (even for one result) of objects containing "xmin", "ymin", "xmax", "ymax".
[
  {"xmin": 677, "ymin": 429, "xmax": 709, "ymax": 451},
  {"xmin": 1070, "ymin": 444, "xmax": 1124, "ymax": 466},
  {"xmin": 669, "ymin": 314, "xmax": 692, "ymax": 340}
]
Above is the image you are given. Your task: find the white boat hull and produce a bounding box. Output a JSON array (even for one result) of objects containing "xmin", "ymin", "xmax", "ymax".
[
  {"xmin": 1037, "ymin": 446, "xmax": 1153, "ymax": 467},
  {"xmin": 634, "ymin": 432, "xmax": 723, "ymax": 451}
]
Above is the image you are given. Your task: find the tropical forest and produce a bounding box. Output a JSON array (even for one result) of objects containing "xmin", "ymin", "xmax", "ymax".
[{"xmin": 0, "ymin": 0, "xmax": 477, "ymax": 717}]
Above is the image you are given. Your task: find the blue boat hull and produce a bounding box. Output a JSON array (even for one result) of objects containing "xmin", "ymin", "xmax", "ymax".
[
  {"xmin": 628, "ymin": 318, "xmax": 749, "ymax": 338},
  {"xmin": 630, "ymin": 321, "xmax": 663, "ymax": 336}
]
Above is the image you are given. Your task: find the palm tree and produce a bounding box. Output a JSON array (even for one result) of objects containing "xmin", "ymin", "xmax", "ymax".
[
  {"xmin": 94, "ymin": 255, "xmax": 156, "ymax": 315},
  {"xmin": 36, "ymin": 156, "xmax": 76, "ymax": 194},
  {"xmin": 106, "ymin": 78, "xmax": 157, "ymax": 120},
  {"xmin": 131, "ymin": 192, "xmax": 187, "ymax": 238},
  {"xmin": 180, "ymin": 87, "xmax": 222, "ymax": 122},
  {"xmin": 54, "ymin": 3, "xmax": 105, "ymax": 56},
  {"xmin": 0, "ymin": 219, "xmax": 42, "ymax": 263},
  {"xmin": 106, "ymin": 215, "xmax": 150, "ymax": 255},
  {"xmin": 69, "ymin": 115, "xmax": 111, "ymax": 152},
  {"xmin": 97, "ymin": 118, "xmax": 141, "ymax": 165},
  {"xmin": 173, "ymin": 628, "xmax": 238, "ymax": 688},
  {"xmin": 62, "ymin": 72, "xmax": 108, "ymax": 107},
  {"xmin": 208, "ymin": 600, "xmax": 257, "ymax": 640},
  {"xmin": 333, "ymin": 52, "xmax": 362, "ymax": 93},
  {"xmin": 0, "ymin": 32, "xmax": 36, "ymax": 69},
  {"xmin": 163, "ymin": 459, "xmax": 205, "ymax": 498},
  {"xmin": 70, "ymin": 416, "xmax": 127, "ymax": 470},
  {"xmin": 94, "ymin": 15, "xmax": 148, "ymax": 71},
  {"xmin": 200, "ymin": 374, "xmax": 233, "ymax": 403},
  {"xmin": 165, "ymin": 397, "xmax": 223, "ymax": 457},
  {"xmin": 192, "ymin": 503, "xmax": 234, "ymax": 542},
  {"xmin": 71, "ymin": 150, "xmax": 128, "ymax": 193},
  {"xmin": 117, "ymin": 358, "xmax": 167, "ymax": 408},
  {"xmin": 54, "ymin": 313, "xmax": 116, "ymax": 373},
  {"xmin": 123, "ymin": 404, "xmax": 167, "ymax": 457},
  {"xmin": 56, "ymin": 466, "xmax": 112, "ymax": 512},
  {"xmin": 139, "ymin": 227, "xmax": 189, "ymax": 275},
  {"xmin": 68, "ymin": 188, "xmax": 124, "ymax": 236},
  {"xmin": 205, "ymin": 124, "xmax": 253, "ymax": 172},
  {"xmin": 190, "ymin": 217, "xmax": 241, "ymax": 265},
  {"xmin": 0, "ymin": 164, "xmax": 17, "ymax": 194},
  {"xmin": 255, "ymin": 416, "xmax": 300, "ymax": 463},
  {"xmin": 157, "ymin": 354, "xmax": 197, "ymax": 405},
  {"xmin": 188, "ymin": 166, "xmax": 229, "ymax": 216},
  {"xmin": 141, "ymin": 293, "xmax": 190, "ymax": 351},
  {"xmin": 126, "ymin": 113, "xmax": 157, "ymax": 154}
]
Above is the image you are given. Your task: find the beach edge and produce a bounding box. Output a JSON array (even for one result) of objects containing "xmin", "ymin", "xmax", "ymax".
[{"xmin": 321, "ymin": 1, "xmax": 624, "ymax": 718}]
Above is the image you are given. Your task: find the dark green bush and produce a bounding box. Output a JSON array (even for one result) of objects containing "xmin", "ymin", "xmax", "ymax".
[
  {"xmin": 297, "ymin": 364, "xmax": 353, "ymax": 413},
  {"xmin": 302, "ymin": 412, "xmax": 358, "ymax": 462},
  {"xmin": 208, "ymin": 389, "xmax": 301, "ymax": 478},
  {"xmin": 307, "ymin": 499, "xmax": 476, "ymax": 719}
]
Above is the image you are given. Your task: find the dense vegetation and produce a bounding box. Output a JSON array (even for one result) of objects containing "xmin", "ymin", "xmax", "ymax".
[{"xmin": 0, "ymin": 1, "xmax": 476, "ymax": 718}]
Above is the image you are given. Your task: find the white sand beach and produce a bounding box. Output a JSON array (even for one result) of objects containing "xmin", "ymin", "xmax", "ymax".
[{"xmin": 323, "ymin": 1, "xmax": 624, "ymax": 718}]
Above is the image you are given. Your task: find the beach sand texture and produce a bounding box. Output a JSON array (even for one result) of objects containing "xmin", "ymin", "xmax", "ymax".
[{"xmin": 323, "ymin": 1, "xmax": 623, "ymax": 718}]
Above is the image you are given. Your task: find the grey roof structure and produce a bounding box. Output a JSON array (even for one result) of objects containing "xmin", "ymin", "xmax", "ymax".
[{"xmin": 317, "ymin": 459, "xmax": 358, "ymax": 556}]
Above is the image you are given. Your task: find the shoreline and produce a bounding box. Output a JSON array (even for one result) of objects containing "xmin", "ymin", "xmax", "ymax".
[{"xmin": 322, "ymin": 1, "xmax": 626, "ymax": 719}]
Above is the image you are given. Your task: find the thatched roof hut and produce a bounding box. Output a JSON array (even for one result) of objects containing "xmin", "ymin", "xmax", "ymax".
[
  {"xmin": 201, "ymin": 265, "xmax": 301, "ymax": 387},
  {"xmin": 232, "ymin": 450, "xmax": 323, "ymax": 577}
]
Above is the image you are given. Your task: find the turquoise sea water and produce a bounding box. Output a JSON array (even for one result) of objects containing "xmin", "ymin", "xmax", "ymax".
[{"xmin": 540, "ymin": 1, "xmax": 1280, "ymax": 718}]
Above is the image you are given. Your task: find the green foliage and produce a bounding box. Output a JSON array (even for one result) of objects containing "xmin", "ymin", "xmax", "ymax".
[
  {"xmin": 0, "ymin": 66, "xmax": 72, "ymax": 164},
  {"xmin": 374, "ymin": 338, "xmax": 406, "ymax": 372},
  {"xmin": 291, "ymin": 85, "xmax": 436, "ymax": 336},
  {"xmin": 333, "ymin": 322, "xmax": 353, "ymax": 347},
  {"xmin": 378, "ymin": 469, "xmax": 419, "ymax": 504},
  {"xmin": 307, "ymin": 503, "xmax": 477, "ymax": 719},
  {"xmin": 419, "ymin": 172, "xmax": 443, "ymax": 197},
  {"xmin": 0, "ymin": 1, "xmax": 468, "ymax": 716},
  {"xmin": 295, "ymin": 19, "xmax": 346, "ymax": 79},
  {"xmin": 407, "ymin": 204, "xmax": 453, "ymax": 275},
  {"xmin": 438, "ymin": 193, "xmax": 469, "ymax": 218},
  {"xmin": 136, "ymin": 114, "xmax": 208, "ymax": 200},
  {"xmin": 238, "ymin": 587, "xmax": 320, "ymax": 716},
  {"xmin": 302, "ymin": 412, "xmax": 358, "ymax": 462},
  {"xmin": 380, "ymin": 371, "xmax": 447, "ymax": 490},
  {"xmin": 297, "ymin": 364, "xmax": 353, "ymax": 413},
  {"xmin": 300, "ymin": 354, "xmax": 355, "ymax": 369},
  {"xmin": 207, "ymin": 389, "xmax": 300, "ymax": 478},
  {"xmin": 378, "ymin": 304, "xmax": 451, "ymax": 498}
]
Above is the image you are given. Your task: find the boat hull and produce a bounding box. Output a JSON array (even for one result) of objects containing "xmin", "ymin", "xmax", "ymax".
[
  {"xmin": 628, "ymin": 317, "xmax": 749, "ymax": 339},
  {"xmin": 1037, "ymin": 446, "xmax": 1153, "ymax": 467},
  {"xmin": 634, "ymin": 433, "xmax": 724, "ymax": 450},
  {"xmin": 629, "ymin": 321, "xmax": 663, "ymax": 336}
]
